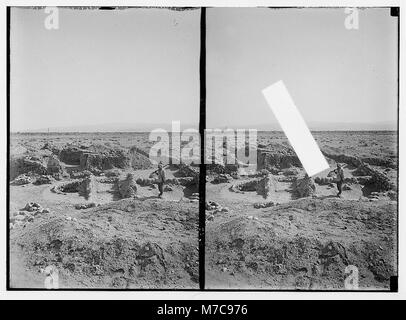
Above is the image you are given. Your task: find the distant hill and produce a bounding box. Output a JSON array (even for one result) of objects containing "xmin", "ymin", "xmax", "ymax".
[
  {"xmin": 14, "ymin": 122, "xmax": 199, "ymax": 133},
  {"xmin": 209, "ymin": 121, "xmax": 397, "ymax": 131},
  {"xmin": 13, "ymin": 120, "xmax": 396, "ymax": 133}
]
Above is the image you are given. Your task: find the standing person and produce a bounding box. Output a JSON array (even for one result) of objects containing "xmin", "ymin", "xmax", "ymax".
[
  {"xmin": 156, "ymin": 162, "xmax": 166, "ymax": 198},
  {"xmin": 333, "ymin": 163, "xmax": 345, "ymax": 197}
]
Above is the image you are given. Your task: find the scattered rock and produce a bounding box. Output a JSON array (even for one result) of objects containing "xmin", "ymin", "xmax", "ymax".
[
  {"xmin": 283, "ymin": 168, "xmax": 299, "ymax": 176},
  {"xmin": 189, "ymin": 193, "xmax": 199, "ymax": 201},
  {"xmin": 206, "ymin": 213, "xmax": 214, "ymax": 221},
  {"xmin": 104, "ymin": 169, "xmax": 121, "ymax": 178},
  {"xmin": 254, "ymin": 202, "xmax": 274, "ymax": 209},
  {"xmin": 164, "ymin": 185, "xmax": 173, "ymax": 192},
  {"xmin": 23, "ymin": 202, "xmax": 42, "ymax": 212},
  {"xmin": 11, "ymin": 174, "xmax": 32, "ymax": 186},
  {"xmin": 387, "ymin": 190, "xmax": 397, "ymax": 201},
  {"xmin": 75, "ymin": 203, "xmax": 96, "ymax": 210},
  {"xmin": 314, "ymin": 176, "xmax": 334, "ymax": 186},
  {"xmin": 70, "ymin": 170, "xmax": 92, "ymax": 179},
  {"xmin": 206, "ymin": 201, "xmax": 220, "ymax": 211},
  {"xmin": 212, "ymin": 174, "xmax": 231, "ymax": 184},
  {"xmin": 342, "ymin": 184, "xmax": 352, "ymax": 191},
  {"xmin": 33, "ymin": 175, "xmax": 53, "ymax": 185}
]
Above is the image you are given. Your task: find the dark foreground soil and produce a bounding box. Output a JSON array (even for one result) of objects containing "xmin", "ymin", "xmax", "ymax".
[
  {"xmin": 10, "ymin": 199, "xmax": 199, "ymax": 289},
  {"xmin": 206, "ymin": 197, "xmax": 397, "ymax": 290}
]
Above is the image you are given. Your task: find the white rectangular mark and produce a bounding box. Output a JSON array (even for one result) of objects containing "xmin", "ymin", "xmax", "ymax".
[{"xmin": 262, "ymin": 80, "xmax": 330, "ymax": 177}]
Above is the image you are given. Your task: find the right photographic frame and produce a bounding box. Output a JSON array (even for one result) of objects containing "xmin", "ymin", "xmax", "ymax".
[{"xmin": 205, "ymin": 7, "xmax": 399, "ymax": 290}]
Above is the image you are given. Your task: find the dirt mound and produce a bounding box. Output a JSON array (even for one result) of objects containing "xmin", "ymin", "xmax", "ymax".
[
  {"xmin": 129, "ymin": 146, "xmax": 153, "ymax": 170},
  {"xmin": 10, "ymin": 156, "xmax": 48, "ymax": 180},
  {"xmin": 41, "ymin": 142, "xmax": 61, "ymax": 155},
  {"xmin": 322, "ymin": 151, "xmax": 396, "ymax": 169},
  {"xmin": 322, "ymin": 152, "xmax": 362, "ymax": 168},
  {"xmin": 206, "ymin": 198, "xmax": 397, "ymax": 289},
  {"xmin": 177, "ymin": 163, "xmax": 199, "ymax": 177},
  {"xmin": 10, "ymin": 202, "xmax": 50, "ymax": 229},
  {"xmin": 117, "ymin": 173, "xmax": 138, "ymax": 198},
  {"xmin": 58, "ymin": 144, "xmax": 133, "ymax": 172},
  {"xmin": 211, "ymin": 174, "xmax": 232, "ymax": 184},
  {"xmin": 361, "ymin": 157, "xmax": 397, "ymax": 169},
  {"xmin": 282, "ymin": 168, "xmax": 299, "ymax": 176},
  {"xmin": 292, "ymin": 175, "xmax": 316, "ymax": 198},
  {"xmin": 207, "ymin": 163, "xmax": 238, "ymax": 175},
  {"xmin": 33, "ymin": 175, "xmax": 53, "ymax": 185},
  {"xmin": 257, "ymin": 144, "xmax": 302, "ymax": 170},
  {"xmin": 10, "ymin": 199, "xmax": 199, "ymax": 289},
  {"xmin": 59, "ymin": 146, "xmax": 86, "ymax": 165},
  {"xmin": 175, "ymin": 164, "xmax": 200, "ymax": 186},
  {"xmin": 11, "ymin": 174, "xmax": 32, "ymax": 185},
  {"xmin": 353, "ymin": 164, "xmax": 394, "ymax": 193},
  {"xmin": 80, "ymin": 148, "xmax": 131, "ymax": 171}
]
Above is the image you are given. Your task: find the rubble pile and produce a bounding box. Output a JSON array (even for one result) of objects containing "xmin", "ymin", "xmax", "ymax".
[
  {"xmin": 117, "ymin": 173, "xmax": 138, "ymax": 199},
  {"xmin": 10, "ymin": 202, "xmax": 50, "ymax": 229},
  {"xmin": 10, "ymin": 156, "xmax": 48, "ymax": 180},
  {"xmin": 11, "ymin": 174, "xmax": 32, "ymax": 186},
  {"xmin": 292, "ymin": 175, "xmax": 316, "ymax": 198}
]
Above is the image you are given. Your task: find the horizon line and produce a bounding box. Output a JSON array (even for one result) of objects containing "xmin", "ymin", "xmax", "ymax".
[{"xmin": 10, "ymin": 129, "xmax": 398, "ymax": 134}]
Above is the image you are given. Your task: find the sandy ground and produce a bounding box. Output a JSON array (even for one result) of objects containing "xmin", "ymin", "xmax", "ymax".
[
  {"xmin": 8, "ymin": 131, "xmax": 398, "ymax": 290},
  {"xmin": 9, "ymin": 132, "xmax": 199, "ymax": 289},
  {"xmin": 206, "ymin": 131, "xmax": 398, "ymax": 290}
]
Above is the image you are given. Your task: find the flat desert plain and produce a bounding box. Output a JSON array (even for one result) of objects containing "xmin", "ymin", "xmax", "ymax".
[
  {"xmin": 205, "ymin": 131, "xmax": 397, "ymax": 290},
  {"xmin": 9, "ymin": 132, "xmax": 199, "ymax": 289}
]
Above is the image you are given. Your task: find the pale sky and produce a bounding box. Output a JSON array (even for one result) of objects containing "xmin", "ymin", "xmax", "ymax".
[
  {"xmin": 207, "ymin": 8, "xmax": 398, "ymax": 130},
  {"xmin": 10, "ymin": 7, "xmax": 200, "ymax": 132}
]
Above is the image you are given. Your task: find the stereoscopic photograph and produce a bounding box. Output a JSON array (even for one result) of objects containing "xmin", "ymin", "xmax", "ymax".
[
  {"xmin": 7, "ymin": 6, "xmax": 399, "ymax": 292},
  {"xmin": 8, "ymin": 7, "xmax": 200, "ymax": 289}
]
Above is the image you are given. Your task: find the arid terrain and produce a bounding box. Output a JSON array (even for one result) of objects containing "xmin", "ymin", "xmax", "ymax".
[
  {"xmin": 9, "ymin": 132, "xmax": 199, "ymax": 289},
  {"xmin": 9, "ymin": 131, "xmax": 398, "ymax": 290},
  {"xmin": 206, "ymin": 131, "xmax": 398, "ymax": 290}
]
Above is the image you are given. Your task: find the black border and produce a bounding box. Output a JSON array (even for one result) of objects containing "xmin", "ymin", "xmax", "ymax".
[
  {"xmin": 6, "ymin": 6, "xmax": 400, "ymax": 293},
  {"xmin": 199, "ymin": 7, "xmax": 206, "ymax": 291},
  {"xmin": 6, "ymin": 6, "xmax": 203, "ymax": 292},
  {"xmin": 395, "ymin": 6, "xmax": 400, "ymax": 294},
  {"xmin": 6, "ymin": 5, "xmax": 11, "ymax": 291}
]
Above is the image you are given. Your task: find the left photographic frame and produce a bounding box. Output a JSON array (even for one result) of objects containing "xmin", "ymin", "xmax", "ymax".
[{"xmin": 7, "ymin": 6, "xmax": 201, "ymax": 290}]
